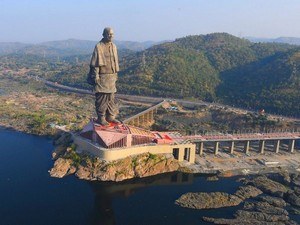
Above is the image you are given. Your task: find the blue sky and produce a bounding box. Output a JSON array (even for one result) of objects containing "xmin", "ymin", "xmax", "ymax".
[{"xmin": 1, "ymin": 0, "xmax": 300, "ymax": 43}]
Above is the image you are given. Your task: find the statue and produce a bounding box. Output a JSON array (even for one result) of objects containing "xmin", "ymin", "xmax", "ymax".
[{"xmin": 88, "ymin": 27, "xmax": 120, "ymax": 125}]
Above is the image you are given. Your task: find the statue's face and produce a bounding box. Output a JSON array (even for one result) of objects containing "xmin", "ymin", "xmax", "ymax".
[{"xmin": 103, "ymin": 29, "xmax": 114, "ymax": 42}]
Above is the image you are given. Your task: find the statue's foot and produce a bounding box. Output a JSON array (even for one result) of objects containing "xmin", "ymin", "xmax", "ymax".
[
  {"xmin": 95, "ymin": 117, "xmax": 109, "ymax": 126},
  {"xmin": 106, "ymin": 116, "xmax": 121, "ymax": 124}
]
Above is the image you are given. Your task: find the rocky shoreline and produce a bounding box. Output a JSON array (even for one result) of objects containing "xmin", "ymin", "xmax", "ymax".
[
  {"xmin": 47, "ymin": 131, "xmax": 300, "ymax": 224},
  {"xmin": 49, "ymin": 132, "xmax": 180, "ymax": 182},
  {"xmin": 45, "ymin": 131, "xmax": 300, "ymax": 224},
  {"xmin": 50, "ymin": 151, "xmax": 179, "ymax": 182},
  {"xmin": 49, "ymin": 131, "xmax": 300, "ymax": 181},
  {"xmin": 175, "ymin": 174, "xmax": 300, "ymax": 224}
]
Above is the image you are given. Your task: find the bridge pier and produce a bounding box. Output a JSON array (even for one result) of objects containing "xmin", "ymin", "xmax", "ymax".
[
  {"xmin": 141, "ymin": 114, "xmax": 145, "ymax": 124},
  {"xmin": 259, "ymin": 140, "xmax": 265, "ymax": 154},
  {"xmin": 214, "ymin": 142, "xmax": 219, "ymax": 155},
  {"xmin": 288, "ymin": 139, "xmax": 295, "ymax": 153},
  {"xmin": 244, "ymin": 141, "xmax": 250, "ymax": 154},
  {"xmin": 145, "ymin": 111, "xmax": 150, "ymax": 124},
  {"xmin": 199, "ymin": 142, "xmax": 204, "ymax": 156},
  {"xmin": 142, "ymin": 111, "xmax": 154, "ymax": 126},
  {"xmin": 173, "ymin": 146, "xmax": 195, "ymax": 163},
  {"xmin": 150, "ymin": 110, "xmax": 154, "ymax": 123},
  {"xmin": 123, "ymin": 101, "xmax": 164, "ymax": 127},
  {"xmin": 274, "ymin": 140, "xmax": 280, "ymax": 153},
  {"xmin": 186, "ymin": 147, "xmax": 196, "ymax": 163},
  {"xmin": 178, "ymin": 148, "xmax": 184, "ymax": 161},
  {"xmin": 133, "ymin": 117, "xmax": 139, "ymax": 127},
  {"xmin": 230, "ymin": 141, "xmax": 235, "ymax": 154}
]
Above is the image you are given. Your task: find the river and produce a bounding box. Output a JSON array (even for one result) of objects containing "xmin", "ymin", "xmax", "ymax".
[{"xmin": 3, "ymin": 128, "xmax": 297, "ymax": 225}]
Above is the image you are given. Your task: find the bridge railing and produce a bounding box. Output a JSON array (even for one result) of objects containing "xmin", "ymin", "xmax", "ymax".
[
  {"xmin": 196, "ymin": 128, "xmax": 300, "ymax": 136},
  {"xmin": 123, "ymin": 100, "xmax": 166, "ymax": 124}
]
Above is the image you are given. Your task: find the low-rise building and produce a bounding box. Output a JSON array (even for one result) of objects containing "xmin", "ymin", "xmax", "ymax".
[{"xmin": 73, "ymin": 120, "xmax": 195, "ymax": 163}]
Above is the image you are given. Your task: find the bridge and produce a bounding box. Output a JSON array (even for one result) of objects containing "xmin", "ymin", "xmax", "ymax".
[
  {"xmin": 179, "ymin": 131, "xmax": 300, "ymax": 156},
  {"xmin": 123, "ymin": 100, "xmax": 168, "ymax": 127},
  {"xmin": 119, "ymin": 99, "xmax": 300, "ymax": 157}
]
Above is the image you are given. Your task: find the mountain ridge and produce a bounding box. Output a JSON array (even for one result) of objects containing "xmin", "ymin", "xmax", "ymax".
[
  {"xmin": 246, "ymin": 36, "xmax": 300, "ymax": 45},
  {"xmin": 0, "ymin": 39, "xmax": 164, "ymax": 56},
  {"xmin": 118, "ymin": 33, "xmax": 299, "ymax": 115}
]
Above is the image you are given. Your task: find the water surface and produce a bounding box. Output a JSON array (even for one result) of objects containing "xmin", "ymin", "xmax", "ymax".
[{"xmin": 4, "ymin": 128, "xmax": 295, "ymax": 225}]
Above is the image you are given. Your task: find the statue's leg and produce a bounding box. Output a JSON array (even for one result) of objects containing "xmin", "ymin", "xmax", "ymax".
[
  {"xmin": 106, "ymin": 93, "xmax": 120, "ymax": 123},
  {"xmin": 95, "ymin": 93, "xmax": 109, "ymax": 125}
]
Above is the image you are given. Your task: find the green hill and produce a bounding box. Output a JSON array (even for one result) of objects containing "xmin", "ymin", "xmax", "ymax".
[
  {"xmin": 118, "ymin": 33, "xmax": 299, "ymax": 116},
  {"xmin": 217, "ymin": 49, "xmax": 300, "ymax": 116},
  {"xmin": 119, "ymin": 41, "xmax": 219, "ymax": 100},
  {"xmin": 152, "ymin": 33, "xmax": 292, "ymax": 72}
]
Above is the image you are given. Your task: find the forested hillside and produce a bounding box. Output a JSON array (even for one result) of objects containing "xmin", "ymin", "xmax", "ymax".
[
  {"xmin": 119, "ymin": 42, "xmax": 219, "ymax": 100},
  {"xmin": 218, "ymin": 49, "xmax": 300, "ymax": 115},
  {"xmin": 118, "ymin": 33, "xmax": 299, "ymax": 116},
  {"xmin": 1, "ymin": 33, "xmax": 299, "ymax": 116}
]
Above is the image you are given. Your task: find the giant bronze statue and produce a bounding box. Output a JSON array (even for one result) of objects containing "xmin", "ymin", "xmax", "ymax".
[{"xmin": 88, "ymin": 27, "xmax": 120, "ymax": 125}]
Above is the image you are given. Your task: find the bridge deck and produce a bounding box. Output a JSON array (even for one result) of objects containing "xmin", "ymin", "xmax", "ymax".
[
  {"xmin": 178, "ymin": 132, "xmax": 300, "ymax": 142},
  {"xmin": 123, "ymin": 100, "xmax": 166, "ymax": 123}
]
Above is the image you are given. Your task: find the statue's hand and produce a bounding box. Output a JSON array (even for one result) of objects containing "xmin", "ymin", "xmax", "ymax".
[{"xmin": 87, "ymin": 66, "xmax": 99, "ymax": 85}]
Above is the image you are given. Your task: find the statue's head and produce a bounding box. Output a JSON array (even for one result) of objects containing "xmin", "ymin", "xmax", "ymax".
[{"xmin": 102, "ymin": 27, "xmax": 114, "ymax": 42}]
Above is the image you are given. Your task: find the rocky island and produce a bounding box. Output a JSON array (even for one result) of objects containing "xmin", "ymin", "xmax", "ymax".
[
  {"xmin": 49, "ymin": 132, "xmax": 180, "ymax": 181},
  {"xmin": 175, "ymin": 174, "xmax": 300, "ymax": 224}
]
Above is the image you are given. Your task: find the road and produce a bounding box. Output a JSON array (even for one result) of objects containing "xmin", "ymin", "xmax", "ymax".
[{"xmin": 33, "ymin": 76, "xmax": 300, "ymax": 123}]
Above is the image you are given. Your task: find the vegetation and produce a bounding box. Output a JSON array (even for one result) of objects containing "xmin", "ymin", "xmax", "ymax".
[
  {"xmin": 1, "ymin": 33, "xmax": 299, "ymax": 117},
  {"xmin": 0, "ymin": 74, "xmax": 94, "ymax": 135},
  {"xmin": 118, "ymin": 33, "xmax": 299, "ymax": 116},
  {"xmin": 217, "ymin": 49, "xmax": 300, "ymax": 116},
  {"xmin": 0, "ymin": 73, "xmax": 157, "ymax": 135},
  {"xmin": 65, "ymin": 144, "xmax": 82, "ymax": 167}
]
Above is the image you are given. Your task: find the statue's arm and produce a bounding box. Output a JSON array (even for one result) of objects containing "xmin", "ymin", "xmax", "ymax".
[
  {"xmin": 89, "ymin": 66, "xmax": 99, "ymax": 79},
  {"xmin": 88, "ymin": 66, "xmax": 100, "ymax": 86},
  {"xmin": 88, "ymin": 45, "xmax": 100, "ymax": 84}
]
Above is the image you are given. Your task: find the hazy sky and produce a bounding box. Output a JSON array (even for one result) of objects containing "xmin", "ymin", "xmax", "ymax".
[{"xmin": 1, "ymin": 0, "xmax": 300, "ymax": 43}]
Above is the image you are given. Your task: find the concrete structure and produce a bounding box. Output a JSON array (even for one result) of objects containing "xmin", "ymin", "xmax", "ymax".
[
  {"xmin": 230, "ymin": 141, "xmax": 235, "ymax": 154},
  {"xmin": 214, "ymin": 142, "xmax": 219, "ymax": 155},
  {"xmin": 74, "ymin": 119, "xmax": 299, "ymax": 163},
  {"xmin": 244, "ymin": 141, "xmax": 250, "ymax": 154},
  {"xmin": 186, "ymin": 132, "xmax": 300, "ymax": 156},
  {"xmin": 123, "ymin": 100, "xmax": 169, "ymax": 127},
  {"xmin": 74, "ymin": 120, "xmax": 195, "ymax": 163},
  {"xmin": 259, "ymin": 140, "xmax": 265, "ymax": 154},
  {"xmin": 288, "ymin": 139, "xmax": 295, "ymax": 153},
  {"xmin": 274, "ymin": 140, "xmax": 280, "ymax": 153}
]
